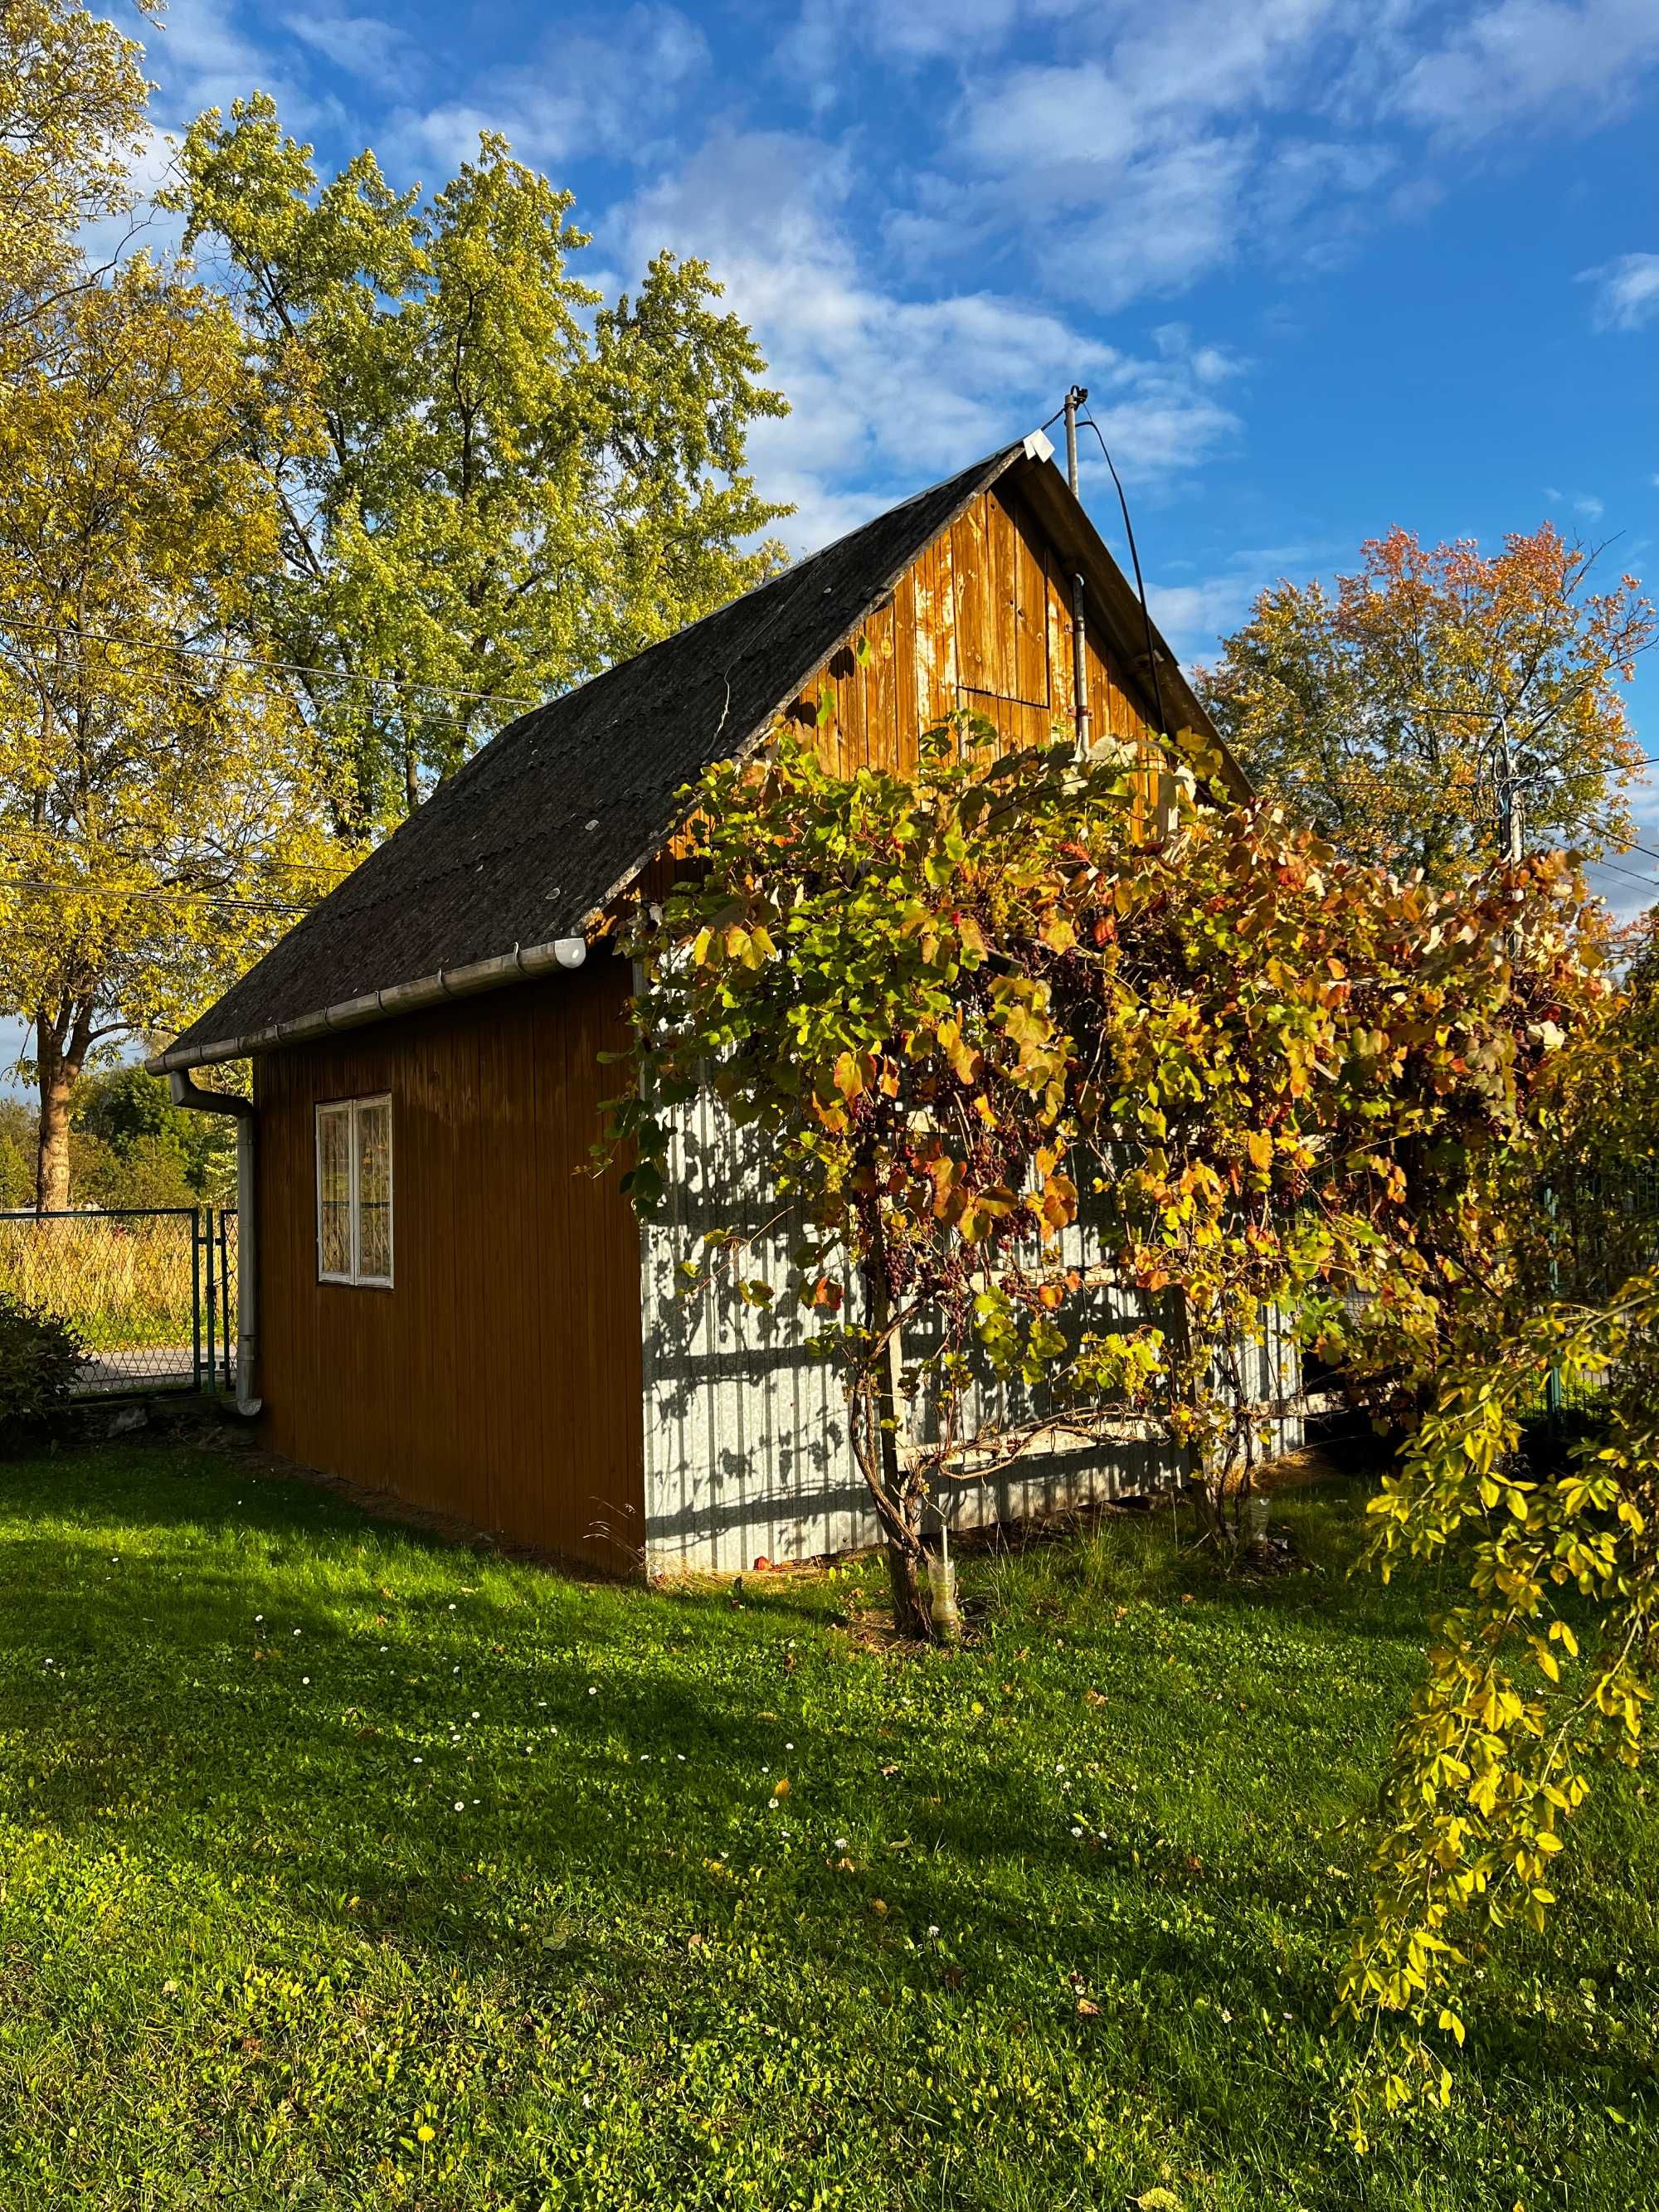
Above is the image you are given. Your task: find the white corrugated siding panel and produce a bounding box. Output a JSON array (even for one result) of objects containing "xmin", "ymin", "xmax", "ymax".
[{"xmin": 640, "ymin": 1092, "xmax": 1301, "ymax": 1573}]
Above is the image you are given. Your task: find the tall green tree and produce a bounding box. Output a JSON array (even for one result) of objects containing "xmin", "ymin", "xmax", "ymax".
[
  {"xmin": 168, "ymin": 98, "xmax": 791, "ymax": 834},
  {"xmin": 1196, "ymin": 527, "xmax": 1653, "ymax": 878}
]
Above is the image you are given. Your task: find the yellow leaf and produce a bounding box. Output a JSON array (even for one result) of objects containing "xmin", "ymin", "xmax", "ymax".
[{"xmin": 833, "ymin": 1050, "xmax": 865, "ymax": 1101}]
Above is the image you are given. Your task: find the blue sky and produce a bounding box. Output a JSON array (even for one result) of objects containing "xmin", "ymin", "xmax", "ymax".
[
  {"xmin": 118, "ymin": 0, "xmax": 1658, "ymax": 860},
  {"xmin": 14, "ymin": 0, "xmax": 1659, "ymax": 1097}
]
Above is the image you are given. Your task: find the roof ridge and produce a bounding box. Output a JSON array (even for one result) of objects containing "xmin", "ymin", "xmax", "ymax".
[{"xmin": 475, "ymin": 439, "xmax": 1029, "ymax": 751}]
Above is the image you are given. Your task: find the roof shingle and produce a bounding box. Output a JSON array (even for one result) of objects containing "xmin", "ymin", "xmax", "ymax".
[{"xmin": 158, "ymin": 443, "xmax": 1029, "ymax": 1068}]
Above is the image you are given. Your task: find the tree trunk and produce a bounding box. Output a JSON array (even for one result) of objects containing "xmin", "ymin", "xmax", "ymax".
[
  {"xmin": 404, "ymin": 740, "xmax": 421, "ymax": 817},
  {"xmin": 886, "ymin": 1536, "xmax": 932, "ymax": 1641},
  {"xmin": 36, "ymin": 1039, "xmax": 75, "ymax": 1213},
  {"xmin": 858, "ymin": 1240, "xmax": 933, "ymax": 1641},
  {"xmin": 34, "ymin": 1003, "xmax": 92, "ymax": 1213}
]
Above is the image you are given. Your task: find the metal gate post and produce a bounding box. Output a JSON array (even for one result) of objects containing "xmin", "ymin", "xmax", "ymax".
[
  {"xmin": 191, "ymin": 1205, "xmax": 204, "ymax": 1391},
  {"xmin": 218, "ymin": 1209, "xmax": 232, "ymax": 1388},
  {"xmin": 202, "ymin": 1205, "xmax": 216, "ymax": 1394}
]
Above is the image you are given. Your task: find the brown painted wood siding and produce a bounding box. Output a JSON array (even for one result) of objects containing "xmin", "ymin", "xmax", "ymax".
[{"xmin": 253, "ymin": 957, "xmax": 643, "ymax": 1571}]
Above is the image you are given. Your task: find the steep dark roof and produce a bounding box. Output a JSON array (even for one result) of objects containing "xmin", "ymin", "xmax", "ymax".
[{"xmin": 154, "ymin": 435, "xmax": 1240, "ymax": 1072}]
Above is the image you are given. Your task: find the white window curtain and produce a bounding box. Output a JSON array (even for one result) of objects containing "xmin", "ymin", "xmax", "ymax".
[{"xmin": 315, "ymin": 1096, "xmax": 393, "ymax": 1286}]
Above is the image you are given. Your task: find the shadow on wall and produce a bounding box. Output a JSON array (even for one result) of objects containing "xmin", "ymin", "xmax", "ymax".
[{"xmin": 639, "ymin": 1095, "xmax": 1262, "ymax": 1573}]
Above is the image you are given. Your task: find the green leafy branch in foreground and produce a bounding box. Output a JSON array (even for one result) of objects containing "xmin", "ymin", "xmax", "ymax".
[{"xmin": 1339, "ymin": 1275, "xmax": 1659, "ymax": 2142}]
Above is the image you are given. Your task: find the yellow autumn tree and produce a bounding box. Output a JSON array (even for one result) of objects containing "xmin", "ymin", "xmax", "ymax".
[
  {"xmin": 0, "ymin": 256, "xmax": 343, "ymax": 1208},
  {"xmin": 0, "ymin": 0, "xmax": 153, "ymax": 331}
]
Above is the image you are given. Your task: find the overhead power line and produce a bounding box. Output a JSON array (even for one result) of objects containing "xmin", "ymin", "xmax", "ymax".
[
  {"xmin": 1579, "ymin": 855, "xmax": 1658, "ymax": 890},
  {"xmin": 0, "ymin": 615, "xmax": 544, "ymax": 711},
  {"xmin": 0, "ymin": 873, "xmax": 317, "ymax": 913},
  {"xmin": 0, "ymin": 820, "xmax": 354, "ymax": 886}
]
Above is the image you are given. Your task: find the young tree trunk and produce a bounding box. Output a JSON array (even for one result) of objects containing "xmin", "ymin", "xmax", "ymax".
[
  {"xmin": 35, "ymin": 1031, "xmax": 73, "ymax": 1213},
  {"xmin": 885, "ymin": 1535, "xmax": 932, "ymax": 1641},
  {"xmin": 862, "ymin": 1243, "xmax": 933, "ymax": 1641},
  {"xmin": 34, "ymin": 1001, "xmax": 93, "ymax": 1213}
]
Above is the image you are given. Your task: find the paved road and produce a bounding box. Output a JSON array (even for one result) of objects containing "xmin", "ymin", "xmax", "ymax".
[{"xmin": 72, "ymin": 1346, "xmax": 234, "ymax": 1394}]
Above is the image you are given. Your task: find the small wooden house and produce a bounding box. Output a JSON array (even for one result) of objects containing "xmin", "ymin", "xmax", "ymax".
[{"xmin": 151, "ymin": 434, "xmax": 1266, "ymax": 1573}]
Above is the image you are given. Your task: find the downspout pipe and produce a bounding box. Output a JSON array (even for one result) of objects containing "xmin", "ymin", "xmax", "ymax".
[
  {"xmin": 1071, "ymin": 574, "xmax": 1091, "ymax": 757},
  {"xmin": 168, "ymin": 1071, "xmax": 260, "ymax": 1417}
]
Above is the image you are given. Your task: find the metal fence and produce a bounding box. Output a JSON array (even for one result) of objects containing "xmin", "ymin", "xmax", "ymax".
[
  {"xmin": 1538, "ymin": 1167, "xmax": 1659, "ymax": 1416},
  {"xmin": 0, "ymin": 1204, "xmax": 238, "ymax": 1397}
]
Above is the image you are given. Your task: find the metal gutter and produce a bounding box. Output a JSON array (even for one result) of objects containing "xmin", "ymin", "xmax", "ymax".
[{"xmin": 145, "ymin": 933, "xmax": 589, "ymax": 1077}]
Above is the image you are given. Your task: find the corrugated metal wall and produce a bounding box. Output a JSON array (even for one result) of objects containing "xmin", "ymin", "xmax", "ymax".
[{"xmin": 640, "ymin": 1091, "xmax": 1301, "ymax": 1573}]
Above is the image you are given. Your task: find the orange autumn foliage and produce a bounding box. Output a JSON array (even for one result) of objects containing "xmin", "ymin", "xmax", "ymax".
[{"xmin": 1197, "ymin": 524, "xmax": 1652, "ymax": 878}]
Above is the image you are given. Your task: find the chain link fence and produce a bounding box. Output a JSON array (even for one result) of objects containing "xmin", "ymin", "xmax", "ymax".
[{"xmin": 0, "ymin": 1206, "xmax": 238, "ymax": 1397}]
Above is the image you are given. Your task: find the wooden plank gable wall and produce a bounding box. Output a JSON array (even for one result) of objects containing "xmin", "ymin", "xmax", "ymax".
[{"xmin": 792, "ymin": 483, "xmax": 1163, "ymax": 809}]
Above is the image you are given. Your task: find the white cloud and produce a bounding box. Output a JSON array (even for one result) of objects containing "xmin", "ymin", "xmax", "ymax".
[
  {"xmin": 618, "ymin": 129, "xmax": 1240, "ymax": 556},
  {"xmin": 777, "ymin": 0, "xmax": 1071, "ymax": 87},
  {"xmin": 1100, "ymin": 0, "xmax": 1345, "ymax": 118},
  {"xmin": 915, "ymin": 6, "xmax": 1403, "ymax": 307},
  {"xmin": 776, "ymin": 0, "xmax": 1659, "ymax": 316},
  {"xmin": 146, "ymin": 0, "xmax": 322, "ymax": 129},
  {"xmin": 960, "ymin": 63, "xmax": 1139, "ymax": 173},
  {"xmin": 285, "ymin": 13, "xmax": 419, "ymax": 94},
  {"xmin": 1152, "ymin": 325, "xmax": 1248, "ymax": 382},
  {"xmin": 1395, "ymin": 0, "xmax": 1659, "ymax": 139},
  {"xmin": 943, "ymin": 77, "xmax": 1259, "ymax": 305},
  {"xmin": 383, "ymin": 6, "xmax": 708, "ymax": 181},
  {"xmin": 1580, "ymin": 251, "xmax": 1659, "ymax": 332},
  {"xmin": 1545, "ymin": 485, "xmax": 1608, "ymax": 521},
  {"xmin": 81, "ymin": 0, "xmax": 326, "ymax": 267},
  {"xmin": 1146, "ymin": 546, "xmax": 1316, "ymax": 665}
]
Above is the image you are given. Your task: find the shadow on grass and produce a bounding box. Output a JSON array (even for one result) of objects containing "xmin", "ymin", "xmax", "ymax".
[{"xmin": 2, "ymin": 1441, "xmax": 1654, "ymax": 2198}]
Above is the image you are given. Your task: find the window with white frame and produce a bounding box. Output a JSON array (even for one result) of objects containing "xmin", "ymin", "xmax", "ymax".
[{"xmin": 316, "ymin": 1095, "xmax": 393, "ymax": 1286}]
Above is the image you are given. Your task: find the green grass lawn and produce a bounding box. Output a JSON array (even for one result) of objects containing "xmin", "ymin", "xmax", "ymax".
[{"xmin": 1, "ymin": 1444, "xmax": 1655, "ymax": 2210}]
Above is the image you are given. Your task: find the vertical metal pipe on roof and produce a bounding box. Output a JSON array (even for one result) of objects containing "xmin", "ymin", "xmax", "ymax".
[
  {"xmin": 1071, "ymin": 576, "xmax": 1091, "ymax": 758},
  {"xmin": 1063, "ymin": 386, "xmax": 1091, "ymax": 757}
]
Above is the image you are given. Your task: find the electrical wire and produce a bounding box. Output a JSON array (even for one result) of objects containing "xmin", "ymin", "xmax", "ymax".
[
  {"xmin": 1075, "ymin": 413, "xmax": 1168, "ymax": 738},
  {"xmin": 1580, "ymin": 855, "xmax": 1658, "ymax": 890},
  {"xmin": 0, "ymin": 615, "xmax": 544, "ymax": 709},
  {"xmin": 1564, "ymin": 825, "xmax": 1659, "ymax": 868},
  {"xmin": 0, "ymin": 873, "xmax": 316, "ymax": 912},
  {"xmin": 0, "ymin": 821, "xmax": 353, "ymax": 884}
]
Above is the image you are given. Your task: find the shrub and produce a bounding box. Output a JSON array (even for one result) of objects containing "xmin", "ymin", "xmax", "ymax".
[{"xmin": 0, "ymin": 1290, "xmax": 83, "ymax": 1444}]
